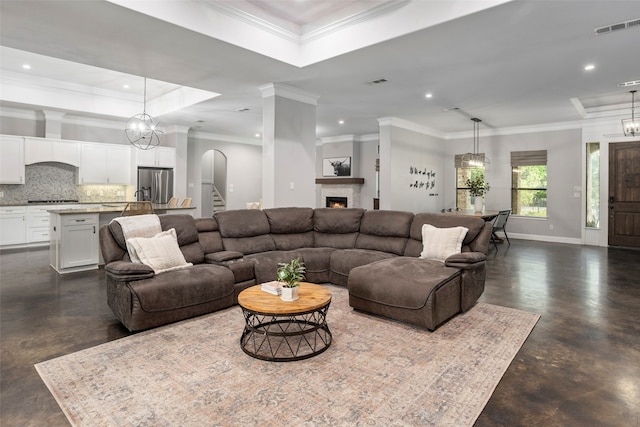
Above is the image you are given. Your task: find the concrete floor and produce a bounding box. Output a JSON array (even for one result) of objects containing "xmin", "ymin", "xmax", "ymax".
[{"xmin": 1, "ymin": 240, "xmax": 639, "ymax": 426}]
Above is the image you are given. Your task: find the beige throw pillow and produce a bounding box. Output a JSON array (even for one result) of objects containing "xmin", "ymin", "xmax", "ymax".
[
  {"xmin": 420, "ymin": 224, "xmax": 469, "ymax": 262},
  {"xmin": 126, "ymin": 228, "xmax": 192, "ymax": 274}
]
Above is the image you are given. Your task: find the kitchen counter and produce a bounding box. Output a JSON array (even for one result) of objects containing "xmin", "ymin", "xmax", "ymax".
[
  {"xmin": 48, "ymin": 204, "xmax": 195, "ymax": 214},
  {"xmin": 48, "ymin": 204, "xmax": 195, "ymax": 274}
]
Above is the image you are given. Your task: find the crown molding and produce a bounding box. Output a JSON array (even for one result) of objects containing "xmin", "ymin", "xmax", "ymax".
[
  {"xmin": 189, "ymin": 130, "xmax": 261, "ymax": 146},
  {"xmin": 259, "ymin": 83, "xmax": 320, "ymax": 105},
  {"xmin": 377, "ymin": 117, "xmax": 447, "ymax": 139}
]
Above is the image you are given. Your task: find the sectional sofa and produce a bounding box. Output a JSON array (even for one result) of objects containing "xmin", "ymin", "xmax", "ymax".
[{"xmin": 99, "ymin": 208, "xmax": 492, "ymax": 332}]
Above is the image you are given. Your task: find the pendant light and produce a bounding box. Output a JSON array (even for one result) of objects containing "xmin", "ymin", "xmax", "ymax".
[
  {"xmin": 622, "ymin": 90, "xmax": 639, "ymax": 137},
  {"xmin": 460, "ymin": 118, "xmax": 490, "ymax": 168},
  {"xmin": 125, "ymin": 77, "xmax": 164, "ymax": 150}
]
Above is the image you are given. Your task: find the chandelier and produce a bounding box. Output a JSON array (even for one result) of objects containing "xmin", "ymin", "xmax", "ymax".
[
  {"xmin": 460, "ymin": 117, "xmax": 490, "ymax": 168},
  {"xmin": 125, "ymin": 77, "xmax": 164, "ymax": 150},
  {"xmin": 622, "ymin": 90, "xmax": 639, "ymax": 137}
]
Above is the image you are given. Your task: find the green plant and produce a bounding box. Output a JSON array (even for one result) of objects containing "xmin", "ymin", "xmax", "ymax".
[
  {"xmin": 276, "ymin": 258, "xmax": 306, "ymax": 288},
  {"xmin": 465, "ymin": 174, "xmax": 490, "ymax": 197}
]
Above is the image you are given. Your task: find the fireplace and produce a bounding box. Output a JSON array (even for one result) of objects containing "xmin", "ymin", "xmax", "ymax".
[{"xmin": 326, "ymin": 196, "xmax": 348, "ymax": 208}]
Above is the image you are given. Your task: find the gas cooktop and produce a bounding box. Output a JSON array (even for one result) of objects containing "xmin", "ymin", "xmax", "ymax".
[{"xmin": 27, "ymin": 199, "xmax": 79, "ymax": 204}]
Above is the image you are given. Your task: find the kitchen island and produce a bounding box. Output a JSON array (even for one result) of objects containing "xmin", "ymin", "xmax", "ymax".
[{"xmin": 49, "ymin": 204, "xmax": 195, "ymax": 274}]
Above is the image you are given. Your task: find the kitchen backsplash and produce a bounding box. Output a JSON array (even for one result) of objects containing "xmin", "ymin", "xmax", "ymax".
[{"xmin": 0, "ymin": 162, "xmax": 132, "ymax": 205}]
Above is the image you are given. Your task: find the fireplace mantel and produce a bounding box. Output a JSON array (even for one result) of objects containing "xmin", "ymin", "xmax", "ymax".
[{"xmin": 315, "ymin": 178, "xmax": 364, "ymax": 185}]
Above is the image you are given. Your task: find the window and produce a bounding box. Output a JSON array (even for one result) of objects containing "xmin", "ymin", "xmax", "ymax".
[
  {"xmin": 454, "ymin": 154, "xmax": 485, "ymax": 210},
  {"xmin": 585, "ymin": 143, "xmax": 600, "ymax": 228},
  {"xmin": 511, "ymin": 150, "xmax": 547, "ymax": 217}
]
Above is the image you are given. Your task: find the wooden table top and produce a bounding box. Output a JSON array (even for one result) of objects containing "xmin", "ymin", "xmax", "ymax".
[
  {"xmin": 238, "ymin": 282, "xmax": 332, "ymax": 315},
  {"xmin": 443, "ymin": 209, "xmax": 499, "ymax": 220}
]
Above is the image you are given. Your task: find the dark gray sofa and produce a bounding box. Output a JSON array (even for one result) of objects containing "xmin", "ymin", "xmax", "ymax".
[{"xmin": 99, "ymin": 208, "xmax": 492, "ymax": 332}]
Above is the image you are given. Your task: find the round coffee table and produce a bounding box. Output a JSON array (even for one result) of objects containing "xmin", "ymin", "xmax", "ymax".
[{"xmin": 238, "ymin": 282, "xmax": 332, "ymax": 362}]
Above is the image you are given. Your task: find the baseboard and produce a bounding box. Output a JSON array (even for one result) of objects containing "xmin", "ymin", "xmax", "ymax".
[{"xmin": 508, "ymin": 233, "xmax": 582, "ymax": 245}]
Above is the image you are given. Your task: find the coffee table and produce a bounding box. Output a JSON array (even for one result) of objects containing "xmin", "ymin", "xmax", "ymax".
[{"xmin": 238, "ymin": 282, "xmax": 332, "ymax": 362}]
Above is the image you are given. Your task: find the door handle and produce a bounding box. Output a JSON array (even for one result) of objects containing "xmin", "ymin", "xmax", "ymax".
[{"xmin": 93, "ymin": 226, "xmax": 96, "ymax": 234}]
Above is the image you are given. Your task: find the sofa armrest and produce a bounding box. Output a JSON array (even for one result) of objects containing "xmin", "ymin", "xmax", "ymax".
[
  {"xmin": 205, "ymin": 251, "xmax": 244, "ymax": 263},
  {"xmin": 105, "ymin": 261, "xmax": 155, "ymax": 281},
  {"xmin": 444, "ymin": 252, "xmax": 486, "ymax": 269}
]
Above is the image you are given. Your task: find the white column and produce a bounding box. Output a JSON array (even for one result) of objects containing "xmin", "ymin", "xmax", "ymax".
[
  {"xmin": 259, "ymin": 83, "xmax": 319, "ymax": 208},
  {"xmin": 41, "ymin": 110, "xmax": 66, "ymax": 139},
  {"xmin": 378, "ymin": 118, "xmax": 392, "ymax": 210}
]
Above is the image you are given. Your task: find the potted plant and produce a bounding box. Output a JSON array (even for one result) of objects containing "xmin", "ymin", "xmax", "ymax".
[
  {"xmin": 276, "ymin": 258, "xmax": 306, "ymax": 301},
  {"xmin": 465, "ymin": 175, "xmax": 490, "ymax": 212}
]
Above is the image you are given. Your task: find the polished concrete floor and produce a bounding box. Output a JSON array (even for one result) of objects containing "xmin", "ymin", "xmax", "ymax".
[{"xmin": 1, "ymin": 240, "xmax": 639, "ymax": 426}]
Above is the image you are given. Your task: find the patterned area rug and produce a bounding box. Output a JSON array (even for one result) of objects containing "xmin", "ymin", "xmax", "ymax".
[{"xmin": 36, "ymin": 286, "xmax": 539, "ymax": 426}]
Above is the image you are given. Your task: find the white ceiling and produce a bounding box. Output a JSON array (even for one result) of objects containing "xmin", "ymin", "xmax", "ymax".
[{"xmin": 1, "ymin": 0, "xmax": 639, "ymax": 141}]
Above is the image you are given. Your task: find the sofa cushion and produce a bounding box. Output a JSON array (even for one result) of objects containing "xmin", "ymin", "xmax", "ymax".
[
  {"xmin": 296, "ymin": 247, "xmax": 336, "ymax": 283},
  {"xmin": 314, "ymin": 208, "xmax": 364, "ymax": 233},
  {"xmin": 313, "ymin": 208, "xmax": 364, "ymax": 249},
  {"xmin": 216, "ymin": 210, "xmax": 270, "ymax": 238},
  {"xmin": 195, "ymin": 217, "xmax": 219, "ymax": 232},
  {"xmin": 157, "ymin": 214, "xmax": 205, "ymax": 264},
  {"xmin": 420, "ymin": 224, "xmax": 468, "ymax": 262},
  {"xmin": 246, "ymin": 251, "xmax": 303, "ymax": 284},
  {"xmin": 159, "ymin": 214, "xmax": 199, "ymax": 246},
  {"xmin": 264, "ymin": 207, "xmax": 314, "ymax": 234},
  {"xmin": 216, "ymin": 210, "xmax": 275, "ymax": 254},
  {"xmin": 358, "ymin": 210, "xmax": 413, "ymax": 237},
  {"xmin": 272, "ymin": 232, "xmax": 314, "ymax": 251},
  {"xmin": 222, "ymin": 235, "xmax": 276, "ymax": 255},
  {"xmin": 126, "ymin": 228, "xmax": 193, "ymax": 274},
  {"xmin": 405, "ymin": 213, "xmax": 484, "ymax": 257},
  {"xmin": 348, "ymin": 257, "xmax": 461, "ymax": 310},
  {"xmin": 128, "ymin": 264, "xmax": 234, "ymax": 312},
  {"xmin": 329, "ymin": 249, "xmax": 396, "ymax": 286}
]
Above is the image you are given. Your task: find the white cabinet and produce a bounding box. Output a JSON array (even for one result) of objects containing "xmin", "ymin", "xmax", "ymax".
[
  {"xmin": 0, "ymin": 206, "xmax": 27, "ymax": 245},
  {"xmin": 79, "ymin": 143, "xmax": 131, "ymax": 184},
  {"xmin": 0, "ymin": 135, "xmax": 25, "ymax": 184},
  {"xmin": 50, "ymin": 213, "xmax": 99, "ymax": 273},
  {"xmin": 25, "ymin": 138, "xmax": 80, "ymax": 166},
  {"xmin": 135, "ymin": 146, "xmax": 175, "ymax": 168},
  {"xmin": 25, "ymin": 205, "xmax": 71, "ymax": 244}
]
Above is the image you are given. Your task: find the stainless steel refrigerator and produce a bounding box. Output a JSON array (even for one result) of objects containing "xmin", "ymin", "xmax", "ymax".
[{"xmin": 136, "ymin": 167, "xmax": 174, "ymax": 203}]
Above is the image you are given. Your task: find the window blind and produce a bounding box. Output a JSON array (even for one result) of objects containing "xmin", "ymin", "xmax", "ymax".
[{"xmin": 511, "ymin": 150, "xmax": 547, "ymax": 166}]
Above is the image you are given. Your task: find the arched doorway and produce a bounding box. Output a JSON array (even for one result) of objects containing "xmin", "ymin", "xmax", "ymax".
[{"xmin": 201, "ymin": 149, "xmax": 227, "ymax": 217}]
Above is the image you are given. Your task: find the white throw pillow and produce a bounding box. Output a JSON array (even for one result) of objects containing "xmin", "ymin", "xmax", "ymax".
[
  {"xmin": 126, "ymin": 228, "xmax": 192, "ymax": 274},
  {"xmin": 420, "ymin": 224, "xmax": 469, "ymax": 262}
]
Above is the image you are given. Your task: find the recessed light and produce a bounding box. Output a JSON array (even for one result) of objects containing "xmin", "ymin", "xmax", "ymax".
[
  {"xmin": 584, "ymin": 64, "xmax": 595, "ymax": 71},
  {"xmin": 22, "ymin": 64, "xmax": 31, "ymax": 70},
  {"xmin": 425, "ymin": 93, "xmax": 433, "ymax": 98},
  {"xmin": 123, "ymin": 84, "xmax": 130, "ymax": 89},
  {"xmin": 255, "ymin": 133, "xmax": 261, "ymax": 138},
  {"xmin": 338, "ymin": 120, "xmax": 345, "ymax": 125}
]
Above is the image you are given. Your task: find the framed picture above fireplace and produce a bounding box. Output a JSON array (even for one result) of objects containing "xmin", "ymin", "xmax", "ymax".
[{"xmin": 323, "ymin": 157, "xmax": 351, "ymax": 177}]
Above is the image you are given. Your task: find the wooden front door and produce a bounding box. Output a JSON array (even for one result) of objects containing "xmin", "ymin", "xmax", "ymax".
[{"xmin": 609, "ymin": 141, "xmax": 640, "ymax": 247}]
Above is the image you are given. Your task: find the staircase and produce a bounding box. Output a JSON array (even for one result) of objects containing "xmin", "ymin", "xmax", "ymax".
[{"xmin": 212, "ymin": 185, "xmax": 226, "ymax": 213}]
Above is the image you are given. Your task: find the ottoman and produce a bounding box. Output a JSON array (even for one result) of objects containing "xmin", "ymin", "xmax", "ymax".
[{"xmin": 347, "ymin": 257, "xmax": 463, "ymax": 331}]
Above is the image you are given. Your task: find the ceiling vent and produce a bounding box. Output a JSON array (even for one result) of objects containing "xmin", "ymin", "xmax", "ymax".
[
  {"xmin": 618, "ymin": 80, "xmax": 640, "ymax": 88},
  {"xmin": 594, "ymin": 18, "xmax": 640, "ymax": 35},
  {"xmin": 366, "ymin": 78, "xmax": 388, "ymax": 85}
]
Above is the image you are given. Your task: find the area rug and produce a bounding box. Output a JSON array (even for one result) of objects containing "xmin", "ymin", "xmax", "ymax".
[{"xmin": 35, "ymin": 286, "xmax": 539, "ymax": 426}]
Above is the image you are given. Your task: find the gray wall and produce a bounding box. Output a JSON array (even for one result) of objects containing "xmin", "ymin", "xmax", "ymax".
[
  {"xmin": 444, "ymin": 128, "xmax": 583, "ymax": 240},
  {"xmin": 187, "ymin": 133, "xmax": 262, "ymax": 217},
  {"xmin": 380, "ymin": 125, "xmax": 446, "ymax": 213}
]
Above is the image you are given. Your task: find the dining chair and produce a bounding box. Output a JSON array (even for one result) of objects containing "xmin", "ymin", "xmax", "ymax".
[
  {"xmin": 167, "ymin": 197, "xmax": 178, "ymax": 208},
  {"xmin": 121, "ymin": 201, "xmax": 154, "ymax": 216},
  {"xmin": 491, "ymin": 209, "xmax": 511, "ymax": 250},
  {"xmin": 180, "ymin": 198, "xmax": 192, "ymax": 208}
]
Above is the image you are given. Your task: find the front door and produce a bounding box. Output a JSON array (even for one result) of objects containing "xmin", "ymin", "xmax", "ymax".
[{"xmin": 608, "ymin": 141, "xmax": 640, "ymax": 247}]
